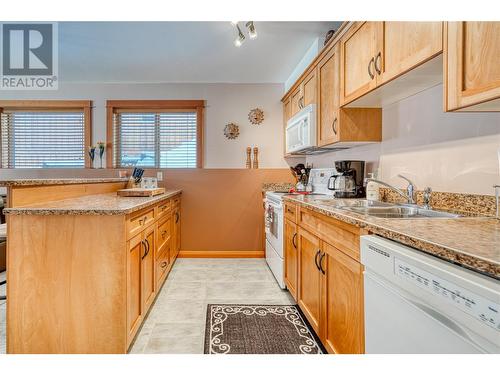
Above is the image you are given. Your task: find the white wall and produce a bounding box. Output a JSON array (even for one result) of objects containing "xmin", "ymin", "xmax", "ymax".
[
  {"xmin": 0, "ymin": 82, "xmax": 288, "ymax": 169},
  {"xmin": 306, "ymin": 85, "xmax": 500, "ymax": 195},
  {"xmin": 284, "ymin": 38, "xmax": 321, "ymax": 92}
]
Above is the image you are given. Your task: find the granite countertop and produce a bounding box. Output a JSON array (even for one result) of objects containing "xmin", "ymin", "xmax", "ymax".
[
  {"xmin": 3, "ymin": 189, "xmax": 182, "ymax": 216},
  {"xmin": 0, "ymin": 178, "xmax": 129, "ymax": 187},
  {"xmin": 284, "ymin": 195, "xmax": 500, "ymax": 279}
]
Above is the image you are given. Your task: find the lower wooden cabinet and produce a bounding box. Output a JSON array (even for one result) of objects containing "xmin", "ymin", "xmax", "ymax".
[
  {"xmin": 297, "ymin": 227, "xmax": 322, "ymax": 334},
  {"xmin": 284, "ymin": 219, "xmax": 298, "ymax": 299},
  {"xmin": 291, "ymin": 206, "xmax": 365, "ymax": 354},
  {"xmin": 321, "ymin": 241, "xmax": 364, "ymax": 354}
]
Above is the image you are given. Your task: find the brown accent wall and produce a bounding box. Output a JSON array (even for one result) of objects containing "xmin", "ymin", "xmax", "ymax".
[{"xmin": 159, "ymin": 169, "xmax": 294, "ymax": 257}]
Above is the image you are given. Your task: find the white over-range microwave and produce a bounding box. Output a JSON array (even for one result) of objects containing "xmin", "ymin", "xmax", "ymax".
[{"xmin": 285, "ymin": 104, "xmax": 317, "ymax": 154}]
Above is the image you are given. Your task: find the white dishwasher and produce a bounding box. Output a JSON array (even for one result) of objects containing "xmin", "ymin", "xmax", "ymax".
[{"xmin": 360, "ymin": 235, "xmax": 500, "ymax": 354}]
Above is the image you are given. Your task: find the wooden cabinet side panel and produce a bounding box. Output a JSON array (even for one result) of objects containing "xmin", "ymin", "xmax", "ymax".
[
  {"xmin": 126, "ymin": 233, "xmax": 143, "ymax": 346},
  {"xmin": 303, "ymin": 70, "xmax": 317, "ymax": 107},
  {"xmin": 7, "ymin": 214, "xmax": 127, "ymax": 354},
  {"xmin": 141, "ymin": 224, "xmax": 156, "ymax": 313}
]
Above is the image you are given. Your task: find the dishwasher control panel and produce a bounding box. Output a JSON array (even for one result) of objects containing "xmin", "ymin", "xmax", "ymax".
[{"xmin": 395, "ymin": 258, "xmax": 500, "ymax": 331}]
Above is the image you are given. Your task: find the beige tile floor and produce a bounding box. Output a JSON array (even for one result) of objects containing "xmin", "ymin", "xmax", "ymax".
[{"xmin": 0, "ymin": 259, "xmax": 294, "ymax": 354}]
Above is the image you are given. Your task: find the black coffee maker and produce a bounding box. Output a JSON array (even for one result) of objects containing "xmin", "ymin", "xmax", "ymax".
[{"xmin": 328, "ymin": 160, "xmax": 365, "ymax": 198}]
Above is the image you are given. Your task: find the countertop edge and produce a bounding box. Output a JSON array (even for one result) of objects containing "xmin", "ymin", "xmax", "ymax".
[
  {"xmin": 4, "ymin": 190, "xmax": 182, "ymax": 216},
  {"xmin": 283, "ymin": 196, "xmax": 500, "ymax": 279},
  {"xmin": 0, "ymin": 178, "xmax": 129, "ymax": 187}
]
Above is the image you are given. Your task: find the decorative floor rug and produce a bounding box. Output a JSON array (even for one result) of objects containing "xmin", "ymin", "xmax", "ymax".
[{"xmin": 204, "ymin": 304, "xmax": 324, "ymax": 354}]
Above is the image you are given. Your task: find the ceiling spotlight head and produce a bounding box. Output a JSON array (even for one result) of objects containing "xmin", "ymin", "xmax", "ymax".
[
  {"xmin": 246, "ymin": 21, "xmax": 257, "ymax": 39},
  {"xmin": 234, "ymin": 24, "xmax": 245, "ymax": 47}
]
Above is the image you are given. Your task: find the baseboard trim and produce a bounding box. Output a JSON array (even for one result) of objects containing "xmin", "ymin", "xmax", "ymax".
[{"xmin": 178, "ymin": 250, "xmax": 265, "ymax": 258}]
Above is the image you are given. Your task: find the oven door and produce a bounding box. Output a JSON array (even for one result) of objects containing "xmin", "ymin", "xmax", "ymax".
[{"xmin": 264, "ymin": 200, "xmax": 283, "ymax": 257}]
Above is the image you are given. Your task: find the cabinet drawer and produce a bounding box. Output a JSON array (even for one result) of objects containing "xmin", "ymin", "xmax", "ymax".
[
  {"xmin": 156, "ymin": 200, "xmax": 171, "ymax": 220},
  {"xmin": 156, "ymin": 248, "xmax": 169, "ymax": 289},
  {"xmin": 284, "ymin": 202, "xmax": 298, "ymax": 222},
  {"xmin": 299, "ymin": 207, "xmax": 360, "ymax": 261},
  {"xmin": 127, "ymin": 208, "xmax": 155, "ymax": 239},
  {"xmin": 156, "ymin": 217, "xmax": 171, "ymax": 257}
]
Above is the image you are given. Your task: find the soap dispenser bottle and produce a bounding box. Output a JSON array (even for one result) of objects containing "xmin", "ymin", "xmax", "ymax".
[{"xmin": 366, "ymin": 172, "xmax": 380, "ymax": 201}]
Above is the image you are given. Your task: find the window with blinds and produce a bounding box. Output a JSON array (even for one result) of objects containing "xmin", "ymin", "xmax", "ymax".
[
  {"xmin": 1, "ymin": 110, "xmax": 87, "ymax": 168},
  {"xmin": 112, "ymin": 110, "xmax": 199, "ymax": 168}
]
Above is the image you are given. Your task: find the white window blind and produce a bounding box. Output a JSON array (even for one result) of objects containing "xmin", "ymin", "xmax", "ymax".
[
  {"xmin": 1, "ymin": 110, "xmax": 86, "ymax": 168},
  {"xmin": 113, "ymin": 111, "xmax": 198, "ymax": 168}
]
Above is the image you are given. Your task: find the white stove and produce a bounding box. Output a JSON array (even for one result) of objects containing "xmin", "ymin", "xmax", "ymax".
[{"xmin": 263, "ymin": 169, "xmax": 335, "ymax": 289}]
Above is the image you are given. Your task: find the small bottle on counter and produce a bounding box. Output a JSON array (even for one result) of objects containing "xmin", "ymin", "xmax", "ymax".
[{"xmin": 366, "ymin": 172, "xmax": 380, "ymax": 201}]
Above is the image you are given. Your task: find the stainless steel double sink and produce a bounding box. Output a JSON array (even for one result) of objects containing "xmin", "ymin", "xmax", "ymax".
[{"xmin": 310, "ymin": 198, "xmax": 460, "ymax": 219}]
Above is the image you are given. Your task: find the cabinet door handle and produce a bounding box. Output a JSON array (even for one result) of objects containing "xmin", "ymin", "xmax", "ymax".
[
  {"xmin": 332, "ymin": 117, "xmax": 338, "ymax": 135},
  {"xmin": 161, "ymin": 261, "xmax": 167, "ymax": 268},
  {"xmin": 175, "ymin": 212, "xmax": 180, "ymax": 223},
  {"xmin": 368, "ymin": 57, "xmax": 375, "ymax": 79},
  {"xmin": 292, "ymin": 233, "xmax": 297, "ymax": 249},
  {"xmin": 319, "ymin": 252, "xmax": 326, "ymax": 275},
  {"xmin": 142, "ymin": 239, "xmax": 150, "ymax": 260},
  {"xmin": 374, "ymin": 51, "xmax": 382, "ymax": 75},
  {"xmin": 314, "ymin": 250, "xmax": 321, "ymax": 271},
  {"xmin": 161, "ymin": 230, "xmax": 167, "ymax": 239}
]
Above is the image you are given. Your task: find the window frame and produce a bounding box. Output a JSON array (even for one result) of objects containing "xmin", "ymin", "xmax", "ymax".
[
  {"xmin": 0, "ymin": 100, "xmax": 93, "ymax": 168},
  {"xmin": 106, "ymin": 100, "xmax": 204, "ymax": 169}
]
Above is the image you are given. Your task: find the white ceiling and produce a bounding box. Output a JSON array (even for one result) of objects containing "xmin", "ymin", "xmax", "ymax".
[{"xmin": 58, "ymin": 21, "xmax": 341, "ymax": 83}]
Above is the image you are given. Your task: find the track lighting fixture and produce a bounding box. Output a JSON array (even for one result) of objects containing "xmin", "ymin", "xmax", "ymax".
[
  {"xmin": 231, "ymin": 21, "xmax": 257, "ymax": 47},
  {"xmin": 234, "ymin": 24, "xmax": 245, "ymax": 47},
  {"xmin": 246, "ymin": 21, "xmax": 257, "ymax": 39}
]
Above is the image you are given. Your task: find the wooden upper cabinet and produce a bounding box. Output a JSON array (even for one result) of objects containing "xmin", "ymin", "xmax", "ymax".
[
  {"xmin": 302, "ymin": 69, "xmax": 317, "ymax": 107},
  {"xmin": 340, "ymin": 22, "xmax": 379, "ymax": 105},
  {"xmin": 341, "ymin": 21, "xmax": 444, "ymax": 105},
  {"xmin": 283, "ymin": 98, "xmax": 292, "ymax": 125},
  {"xmin": 317, "ymin": 44, "xmax": 340, "ymax": 146},
  {"xmin": 297, "ymin": 227, "xmax": 322, "ymax": 335},
  {"xmin": 321, "ymin": 242, "xmax": 364, "ymax": 354},
  {"xmin": 445, "ymin": 22, "xmax": 500, "ymax": 111},
  {"xmin": 284, "ymin": 219, "xmax": 298, "ymax": 300},
  {"xmin": 290, "ymin": 87, "xmax": 302, "ymax": 117},
  {"xmin": 379, "ymin": 22, "xmax": 443, "ymax": 83}
]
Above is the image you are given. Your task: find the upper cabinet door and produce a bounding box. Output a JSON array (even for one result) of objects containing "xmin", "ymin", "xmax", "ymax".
[
  {"xmin": 302, "ymin": 69, "xmax": 317, "ymax": 107},
  {"xmin": 445, "ymin": 22, "xmax": 500, "ymax": 111},
  {"xmin": 291, "ymin": 87, "xmax": 302, "ymax": 116},
  {"xmin": 297, "ymin": 227, "xmax": 322, "ymax": 335},
  {"xmin": 321, "ymin": 242, "xmax": 364, "ymax": 354},
  {"xmin": 379, "ymin": 22, "xmax": 443, "ymax": 84},
  {"xmin": 340, "ymin": 22, "xmax": 379, "ymax": 105},
  {"xmin": 317, "ymin": 44, "xmax": 340, "ymax": 146}
]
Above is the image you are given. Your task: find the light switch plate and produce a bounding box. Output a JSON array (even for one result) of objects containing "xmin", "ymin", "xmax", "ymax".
[{"xmin": 156, "ymin": 171, "xmax": 163, "ymax": 181}]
